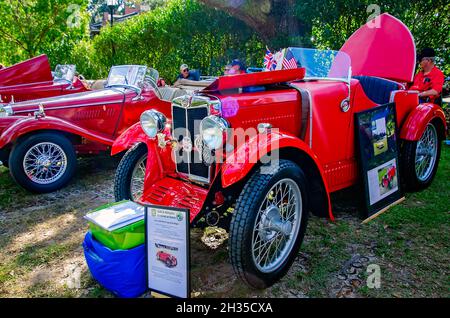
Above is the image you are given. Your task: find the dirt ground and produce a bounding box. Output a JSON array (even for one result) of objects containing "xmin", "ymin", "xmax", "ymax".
[{"xmin": 0, "ymin": 151, "xmax": 448, "ymax": 298}]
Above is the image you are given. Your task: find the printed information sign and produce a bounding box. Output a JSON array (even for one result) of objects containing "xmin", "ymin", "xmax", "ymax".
[{"xmin": 145, "ymin": 205, "xmax": 190, "ymax": 298}]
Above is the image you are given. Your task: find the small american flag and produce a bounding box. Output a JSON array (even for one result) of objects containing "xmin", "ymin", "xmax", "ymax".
[
  {"xmin": 282, "ymin": 49, "xmax": 298, "ymax": 70},
  {"xmin": 264, "ymin": 49, "xmax": 277, "ymax": 71}
]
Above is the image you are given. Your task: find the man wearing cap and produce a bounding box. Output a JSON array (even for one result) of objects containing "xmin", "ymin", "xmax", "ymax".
[
  {"xmin": 225, "ymin": 59, "xmax": 246, "ymax": 75},
  {"xmin": 177, "ymin": 64, "xmax": 197, "ymax": 81},
  {"xmin": 411, "ymin": 48, "xmax": 445, "ymax": 104}
]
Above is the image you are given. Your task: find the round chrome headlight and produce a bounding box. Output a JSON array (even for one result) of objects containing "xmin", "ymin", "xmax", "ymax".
[
  {"xmin": 140, "ymin": 110, "xmax": 167, "ymax": 138},
  {"xmin": 200, "ymin": 116, "xmax": 229, "ymax": 150}
]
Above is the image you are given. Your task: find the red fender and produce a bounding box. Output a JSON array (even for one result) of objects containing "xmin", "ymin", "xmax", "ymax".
[
  {"xmin": 111, "ymin": 122, "xmax": 148, "ymax": 155},
  {"xmin": 221, "ymin": 130, "xmax": 334, "ymax": 220},
  {"xmin": 0, "ymin": 116, "xmax": 114, "ymax": 149},
  {"xmin": 399, "ymin": 103, "xmax": 447, "ymax": 141}
]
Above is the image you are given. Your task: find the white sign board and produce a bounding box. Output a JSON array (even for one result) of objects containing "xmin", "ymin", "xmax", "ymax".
[{"xmin": 146, "ymin": 206, "xmax": 190, "ymax": 298}]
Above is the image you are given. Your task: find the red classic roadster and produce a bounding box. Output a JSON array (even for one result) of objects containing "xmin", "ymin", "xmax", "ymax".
[
  {"xmin": 0, "ymin": 65, "xmax": 185, "ymax": 193},
  {"xmin": 0, "ymin": 55, "xmax": 89, "ymax": 103},
  {"xmin": 156, "ymin": 251, "xmax": 178, "ymax": 268},
  {"xmin": 111, "ymin": 14, "xmax": 445, "ymax": 289}
]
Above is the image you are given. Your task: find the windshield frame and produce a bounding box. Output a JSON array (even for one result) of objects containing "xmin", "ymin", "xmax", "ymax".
[
  {"xmin": 287, "ymin": 47, "xmax": 352, "ymax": 84},
  {"xmin": 105, "ymin": 65, "xmax": 148, "ymax": 92},
  {"xmin": 53, "ymin": 64, "xmax": 76, "ymax": 84}
]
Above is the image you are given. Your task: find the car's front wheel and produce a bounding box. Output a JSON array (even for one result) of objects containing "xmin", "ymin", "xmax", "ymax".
[
  {"xmin": 114, "ymin": 143, "xmax": 147, "ymax": 202},
  {"xmin": 229, "ymin": 160, "xmax": 309, "ymax": 289},
  {"xmin": 401, "ymin": 122, "xmax": 442, "ymax": 191},
  {"xmin": 9, "ymin": 132, "xmax": 77, "ymax": 193}
]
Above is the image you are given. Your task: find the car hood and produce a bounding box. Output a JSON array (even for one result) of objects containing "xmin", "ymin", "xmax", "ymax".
[
  {"xmin": 0, "ymin": 55, "xmax": 53, "ymax": 86},
  {"xmin": 340, "ymin": 13, "xmax": 416, "ymax": 83},
  {"xmin": 7, "ymin": 88, "xmax": 125, "ymax": 114}
]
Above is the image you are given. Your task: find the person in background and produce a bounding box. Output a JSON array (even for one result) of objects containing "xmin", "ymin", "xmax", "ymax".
[
  {"xmin": 226, "ymin": 59, "xmax": 246, "ymax": 75},
  {"xmin": 410, "ymin": 48, "xmax": 445, "ymax": 104},
  {"xmin": 177, "ymin": 64, "xmax": 197, "ymax": 81},
  {"xmin": 224, "ymin": 64, "xmax": 232, "ymax": 75}
]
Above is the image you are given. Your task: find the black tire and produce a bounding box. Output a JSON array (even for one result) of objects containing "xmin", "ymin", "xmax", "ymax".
[
  {"xmin": 114, "ymin": 143, "xmax": 147, "ymax": 202},
  {"xmin": 8, "ymin": 132, "xmax": 76, "ymax": 193},
  {"xmin": 229, "ymin": 160, "xmax": 309, "ymax": 289},
  {"xmin": 401, "ymin": 122, "xmax": 442, "ymax": 192}
]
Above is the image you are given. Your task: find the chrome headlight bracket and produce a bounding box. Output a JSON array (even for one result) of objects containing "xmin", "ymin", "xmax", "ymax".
[{"xmin": 0, "ymin": 105, "xmax": 13, "ymax": 118}]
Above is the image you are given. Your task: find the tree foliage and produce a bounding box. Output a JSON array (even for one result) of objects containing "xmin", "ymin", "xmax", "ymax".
[
  {"xmin": 200, "ymin": 0, "xmax": 449, "ymax": 74},
  {"xmin": 0, "ymin": 0, "xmax": 447, "ymax": 80},
  {"xmin": 0, "ymin": 0, "xmax": 89, "ymax": 65},
  {"xmin": 75, "ymin": 0, "xmax": 264, "ymax": 80}
]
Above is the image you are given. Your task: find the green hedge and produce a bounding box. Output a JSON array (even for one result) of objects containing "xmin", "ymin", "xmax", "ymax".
[{"xmin": 70, "ymin": 0, "xmax": 264, "ymax": 81}]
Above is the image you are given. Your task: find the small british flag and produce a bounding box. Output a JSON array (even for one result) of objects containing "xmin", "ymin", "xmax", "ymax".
[
  {"xmin": 282, "ymin": 49, "xmax": 298, "ymax": 70},
  {"xmin": 264, "ymin": 49, "xmax": 277, "ymax": 71}
]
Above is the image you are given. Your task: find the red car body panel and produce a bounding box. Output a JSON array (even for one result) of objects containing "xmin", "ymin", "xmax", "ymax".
[
  {"xmin": 221, "ymin": 129, "xmax": 334, "ymax": 220},
  {"xmin": 143, "ymin": 176, "xmax": 209, "ymax": 223},
  {"xmin": 204, "ymin": 68, "xmax": 305, "ymax": 91},
  {"xmin": 0, "ymin": 54, "xmax": 89, "ymax": 103},
  {"xmin": 0, "ymin": 55, "xmax": 52, "ymax": 86},
  {"xmin": 399, "ymin": 103, "xmax": 446, "ymax": 141},
  {"xmin": 111, "ymin": 122, "xmax": 150, "ymax": 155},
  {"xmin": 340, "ymin": 13, "xmax": 416, "ymax": 83},
  {"xmin": 0, "ymin": 116, "xmax": 115, "ymax": 149},
  {"xmin": 0, "ymin": 77, "xmax": 88, "ymax": 103}
]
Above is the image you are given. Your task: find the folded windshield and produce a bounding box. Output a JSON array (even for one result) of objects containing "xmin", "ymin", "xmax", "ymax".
[
  {"xmin": 106, "ymin": 65, "xmax": 147, "ymax": 88},
  {"xmin": 54, "ymin": 65, "xmax": 76, "ymax": 82},
  {"xmin": 288, "ymin": 48, "xmax": 351, "ymax": 81}
]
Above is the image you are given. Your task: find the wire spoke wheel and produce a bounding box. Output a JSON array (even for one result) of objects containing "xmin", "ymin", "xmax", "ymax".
[
  {"xmin": 23, "ymin": 142, "xmax": 68, "ymax": 185},
  {"xmin": 130, "ymin": 154, "xmax": 147, "ymax": 201},
  {"xmin": 251, "ymin": 178, "xmax": 302, "ymax": 274},
  {"xmin": 415, "ymin": 124, "xmax": 438, "ymax": 182}
]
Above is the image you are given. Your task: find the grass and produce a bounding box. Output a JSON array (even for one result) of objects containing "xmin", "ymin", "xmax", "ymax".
[{"xmin": 0, "ymin": 148, "xmax": 448, "ymax": 298}]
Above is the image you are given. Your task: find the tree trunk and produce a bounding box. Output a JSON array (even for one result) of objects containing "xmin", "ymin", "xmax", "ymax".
[{"xmin": 198, "ymin": 0, "xmax": 311, "ymax": 48}]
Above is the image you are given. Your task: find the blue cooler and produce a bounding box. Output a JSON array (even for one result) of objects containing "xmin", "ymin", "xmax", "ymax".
[{"xmin": 83, "ymin": 232, "xmax": 147, "ymax": 298}]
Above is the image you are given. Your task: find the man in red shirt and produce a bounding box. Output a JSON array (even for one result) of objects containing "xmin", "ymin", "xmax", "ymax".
[{"xmin": 411, "ymin": 48, "xmax": 445, "ymax": 104}]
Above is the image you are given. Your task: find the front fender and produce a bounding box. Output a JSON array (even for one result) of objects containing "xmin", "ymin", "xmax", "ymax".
[
  {"xmin": 221, "ymin": 130, "xmax": 334, "ymax": 220},
  {"xmin": 0, "ymin": 116, "xmax": 114, "ymax": 149},
  {"xmin": 399, "ymin": 103, "xmax": 447, "ymax": 141},
  {"xmin": 111, "ymin": 122, "xmax": 149, "ymax": 156}
]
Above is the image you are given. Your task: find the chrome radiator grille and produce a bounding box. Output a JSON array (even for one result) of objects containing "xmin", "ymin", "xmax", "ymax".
[{"xmin": 172, "ymin": 101, "xmax": 210, "ymax": 183}]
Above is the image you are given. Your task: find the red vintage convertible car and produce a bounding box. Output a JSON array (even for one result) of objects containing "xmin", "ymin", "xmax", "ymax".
[
  {"xmin": 0, "ymin": 65, "xmax": 190, "ymax": 193},
  {"xmin": 156, "ymin": 251, "xmax": 178, "ymax": 268},
  {"xmin": 111, "ymin": 14, "xmax": 446, "ymax": 289},
  {"xmin": 0, "ymin": 55, "xmax": 88, "ymax": 103}
]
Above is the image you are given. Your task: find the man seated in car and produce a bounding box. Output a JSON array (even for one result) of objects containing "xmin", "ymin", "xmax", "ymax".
[
  {"xmin": 177, "ymin": 64, "xmax": 198, "ymax": 81},
  {"xmin": 410, "ymin": 48, "xmax": 445, "ymax": 104},
  {"xmin": 226, "ymin": 59, "xmax": 246, "ymax": 75}
]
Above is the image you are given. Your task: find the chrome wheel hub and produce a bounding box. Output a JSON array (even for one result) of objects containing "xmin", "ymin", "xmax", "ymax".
[
  {"xmin": 252, "ymin": 178, "xmax": 302, "ymax": 273},
  {"xmin": 23, "ymin": 142, "xmax": 67, "ymax": 185},
  {"xmin": 415, "ymin": 124, "xmax": 438, "ymax": 182},
  {"xmin": 259, "ymin": 205, "xmax": 293, "ymax": 240}
]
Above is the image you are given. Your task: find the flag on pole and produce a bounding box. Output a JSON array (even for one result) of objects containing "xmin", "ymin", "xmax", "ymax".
[
  {"xmin": 264, "ymin": 48, "xmax": 277, "ymax": 71},
  {"xmin": 282, "ymin": 49, "xmax": 298, "ymax": 70}
]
